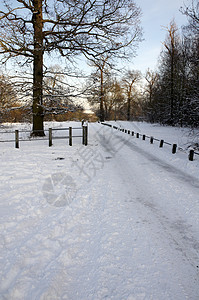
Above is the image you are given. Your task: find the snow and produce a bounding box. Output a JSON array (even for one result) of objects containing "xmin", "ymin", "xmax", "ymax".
[{"xmin": 0, "ymin": 121, "xmax": 199, "ymax": 299}]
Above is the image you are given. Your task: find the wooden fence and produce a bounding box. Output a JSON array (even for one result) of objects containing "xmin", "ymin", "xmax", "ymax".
[
  {"xmin": 101, "ymin": 122, "xmax": 199, "ymax": 162},
  {"xmin": 0, "ymin": 125, "xmax": 88, "ymax": 148}
]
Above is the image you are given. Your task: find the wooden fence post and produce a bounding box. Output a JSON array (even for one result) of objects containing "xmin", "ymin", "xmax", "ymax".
[
  {"xmin": 15, "ymin": 130, "xmax": 19, "ymax": 148},
  {"xmin": 142, "ymin": 134, "xmax": 145, "ymax": 140},
  {"xmin": 69, "ymin": 127, "xmax": 72, "ymax": 146},
  {"xmin": 150, "ymin": 137, "xmax": 154, "ymax": 144},
  {"xmin": 132, "ymin": 131, "xmax": 134, "ymax": 136},
  {"xmin": 172, "ymin": 144, "xmax": 177, "ymax": 154},
  {"xmin": 159, "ymin": 140, "xmax": 164, "ymax": 148},
  {"xmin": 136, "ymin": 133, "xmax": 139, "ymax": 138},
  {"xmin": 49, "ymin": 128, "xmax": 52, "ymax": 147},
  {"xmin": 82, "ymin": 126, "xmax": 85, "ymax": 145},
  {"xmin": 82, "ymin": 126, "xmax": 89, "ymax": 145},
  {"xmin": 189, "ymin": 150, "xmax": 194, "ymax": 161},
  {"xmin": 84, "ymin": 126, "xmax": 88, "ymax": 146},
  {"xmin": 128, "ymin": 130, "xmax": 130, "ymax": 134}
]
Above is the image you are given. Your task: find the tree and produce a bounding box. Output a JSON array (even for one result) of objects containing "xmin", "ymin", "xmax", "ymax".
[
  {"xmin": 43, "ymin": 65, "xmax": 69, "ymax": 117},
  {"xmin": 0, "ymin": 0, "xmax": 142, "ymax": 135},
  {"xmin": 0, "ymin": 74, "xmax": 16, "ymax": 108},
  {"xmin": 180, "ymin": 0, "xmax": 199, "ymax": 127},
  {"xmin": 86, "ymin": 69, "xmax": 126, "ymax": 120},
  {"xmin": 142, "ymin": 3, "xmax": 198, "ymax": 127},
  {"xmin": 149, "ymin": 20, "xmax": 184, "ymax": 125},
  {"xmin": 180, "ymin": 0, "xmax": 199, "ymax": 35},
  {"xmin": 86, "ymin": 60, "xmax": 112, "ymax": 120},
  {"xmin": 161, "ymin": 21, "xmax": 182, "ymax": 124},
  {"xmin": 0, "ymin": 74, "xmax": 17, "ymax": 122},
  {"xmin": 144, "ymin": 69, "xmax": 158, "ymax": 104},
  {"xmin": 87, "ymin": 55, "xmax": 111, "ymax": 121},
  {"xmin": 122, "ymin": 69, "xmax": 141, "ymax": 120},
  {"xmin": 143, "ymin": 69, "xmax": 159, "ymax": 122},
  {"xmin": 109, "ymin": 79, "xmax": 125, "ymax": 120},
  {"xmin": 44, "ymin": 68, "xmax": 84, "ymax": 121}
]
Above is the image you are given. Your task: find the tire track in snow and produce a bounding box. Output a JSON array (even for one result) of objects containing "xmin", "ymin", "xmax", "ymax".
[
  {"xmin": 96, "ymin": 125, "xmax": 199, "ymax": 267},
  {"xmin": 91, "ymin": 123, "xmax": 199, "ymax": 299},
  {"xmin": 110, "ymin": 132, "xmax": 199, "ymax": 189}
]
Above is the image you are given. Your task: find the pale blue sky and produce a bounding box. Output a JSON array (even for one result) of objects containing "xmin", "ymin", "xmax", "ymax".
[{"xmin": 131, "ymin": 0, "xmax": 189, "ymax": 74}]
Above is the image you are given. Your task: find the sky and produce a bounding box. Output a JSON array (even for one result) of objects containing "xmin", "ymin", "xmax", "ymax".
[{"xmin": 130, "ymin": 0, "xmax": 189, "ymax": 74}]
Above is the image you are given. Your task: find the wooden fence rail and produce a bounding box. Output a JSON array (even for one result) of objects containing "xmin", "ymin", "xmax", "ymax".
[
  {"xmin": 101, "ymin": 122, "xmax": 199, "ymax": 162},
  {"xmin": 0, "ymin": 125, "xmax": 88, "ymax": 148}
]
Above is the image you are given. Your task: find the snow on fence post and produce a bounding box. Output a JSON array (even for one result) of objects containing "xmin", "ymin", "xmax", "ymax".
[
  {"xmin": 150, "ymin": 136, "xmax": 154, "ymax": 144},
  {"xmin": 159, "ymin": 140, "xmax": 164, "ymax": 148},
  {"xmin": 49, "ymin": 128, "xmax": 52, "ymax": 147},
  {"xmin": 189, "ymin": 150, "xmax": 194, "ymax": 161},
  {"xmin": 69, "ymin": 127, "xmax": 72, "ymax": 146},
  {"xmin": 15, "ymin": 130, "xmax": 19, "ymax": 148}
]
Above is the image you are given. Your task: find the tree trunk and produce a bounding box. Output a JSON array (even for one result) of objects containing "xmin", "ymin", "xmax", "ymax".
[
  {"xmin": 127, "ymin": 97, "xmax": 130, "ymax": 121},
  {"xmin": 99, "ymin": 68, "xmax": 105, "ymax": 122},
  {"xmin": 170, "ymin": 50, "xmax": 174, "ymax": 124},
  {"xmin": 32, "ymin": 0, "xmax": 45, "ymax": 136},
  {"xmin": 169, "ymin": 25, "xmax": 176, "ymax": 125},
  {"xmin": 127, "ymin": 85, "xmax": 132, "ymax": 121}
]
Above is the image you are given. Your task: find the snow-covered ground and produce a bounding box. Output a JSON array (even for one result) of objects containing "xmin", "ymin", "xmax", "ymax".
[{"xmin": 0, "ymin": 121, "xmax": 199, "ymax": 299}]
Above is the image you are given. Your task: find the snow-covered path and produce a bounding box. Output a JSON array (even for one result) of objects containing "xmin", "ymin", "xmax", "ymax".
[{"xmin": 1, "ymin": 122, "xmax": 199, "ymax": 299}]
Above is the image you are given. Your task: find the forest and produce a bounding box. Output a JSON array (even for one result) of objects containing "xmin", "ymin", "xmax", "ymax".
[{"xmin": 0, "ymin": 0, "xmax": 198, "ymax": 129}]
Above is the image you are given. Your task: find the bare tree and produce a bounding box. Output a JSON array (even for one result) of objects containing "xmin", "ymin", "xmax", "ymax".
[
  {"xmin": 0, "ymin": 74, "xmax": 16, "ymax": 108},
  {"xmin": 142, "ymin": 3, "xmax": 198, "ymax": 127},
  {"xmin": 0, "ymin": 0, "xmax": 142, "ymax": 135},
  {"xmin": 161, "ymin": 21, "xmax": 181, "ymax": 123},
  {"xmin": 0, "ymin": 74, "xmax": 19, "ymax": 122},
  {"xmin": 110, "ymin": 79, "xmax": 125, "ymax": 120},
  {"xmin": 87, "ymin": 55, "xmax": 112, "ymax": 121},
  {"xmin": 144, "ymin": 69, "xmax": 158, "ymax": 103},
  {"xmin": 180, "ymin": 0, "xmax": 199, "ymax": 35},
  {"xmin": 43, "ymin": 65, "xmax": 83, "ymax": 119},
  {"xmin": 122, "ymin": 69, "xmax": 141, "ymax": 120},
  {"xmin": 181, "ymin": 0, "xmax": 199, "ymax": 127},
  {"xmin": 86, "ymin": 71, "xmax": 125, "ymax": 120}
]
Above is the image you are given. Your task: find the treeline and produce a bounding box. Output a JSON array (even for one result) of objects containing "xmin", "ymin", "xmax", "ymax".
[
  {"xmin": 86, "ymin": 67, "xmax": 143, "ymax": 121},
  {"xmin": 0, "ymin": 0, "xmax": 142, "ymax": 135},
  {"xmin": 0, "ymin": 70, "xmax": 87, "ymax": 123},
  {"xmin": 0, "ymin": 1, "xmax": 198, "ymax": 128},
  {"xmin": 87, "ymin": 1, "xmax": 199, "ymax": 127},
  {"xmin": 144, "ymin": 4, "xmax": 199, "ymax": 127}
]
